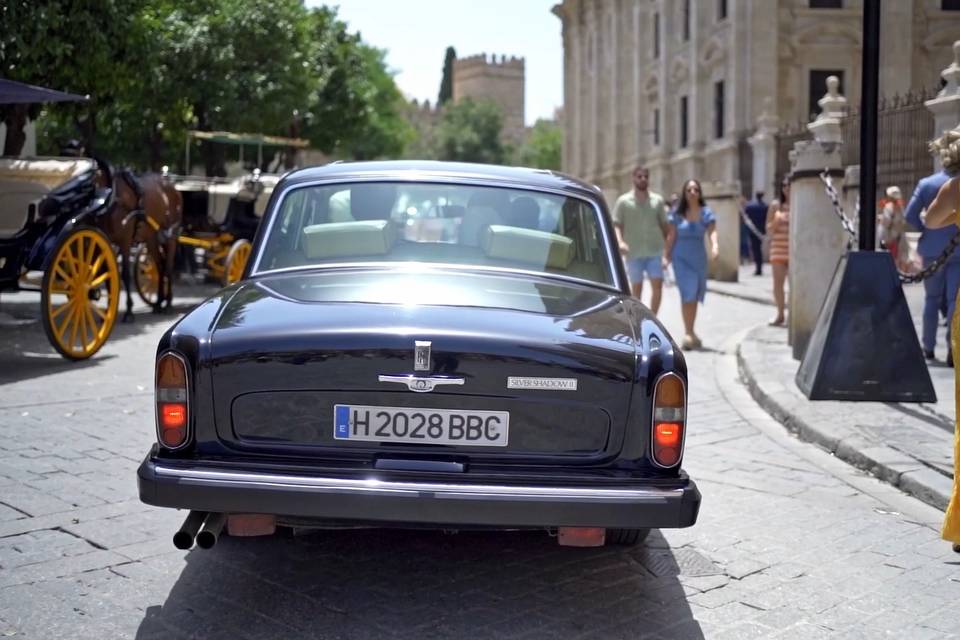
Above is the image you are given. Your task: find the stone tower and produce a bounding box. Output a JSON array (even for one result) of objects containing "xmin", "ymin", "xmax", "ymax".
[{"xmin": 452, "ymin": 53, "xmax": 526, "ymax": 145}]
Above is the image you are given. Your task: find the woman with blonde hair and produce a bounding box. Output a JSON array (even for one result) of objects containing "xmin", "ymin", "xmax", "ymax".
[{"xmin": 920, "ymin": 127, "xmax": 960, "ymax": 552}]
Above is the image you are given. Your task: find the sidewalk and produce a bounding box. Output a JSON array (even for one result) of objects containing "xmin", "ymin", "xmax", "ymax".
[{"xmin": 711, "ymin": 264, "xmax": 956, "ymax": 511}]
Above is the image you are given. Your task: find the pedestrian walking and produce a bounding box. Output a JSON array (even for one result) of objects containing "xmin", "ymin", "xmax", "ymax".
[
  {"xmin": 767, "ymin": 178, "xmax": 790, "ymax": 326},
  {"xmin": 878, "ymin": 185, "xmax": 910, "ymax": 271},
  {"xmin": 905, "ymin": 129, "xmax": 960, "ymax": 367},
  {"xmin": 920, "ymin": 132, "xmax": 960, "ymax": 550},
  {"xmin": 738, "ymin": 195, "xmax": 751, "ymax": 265},
  {"xmin": 663, "ymin": 179, "xmax": 718, "ymax": 350},
  {"xmin": 612, "ymin": 166, "xmax": 669, "ymax": 314},
  {"xmin": 744, "ymin": 191, "xmax": 768, "ymax": 276}
]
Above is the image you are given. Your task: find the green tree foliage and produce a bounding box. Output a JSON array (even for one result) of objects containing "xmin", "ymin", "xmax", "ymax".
[
  {"xmin": 436, "ymin": 98, "xmax": 505, "ymax": 165},
  {"xmin": 303, "ymin": 9, "xmax": 412, "ymax": 161},
  {"xmin": 336, "ymin": 45, "xmax": 414, "ymax": 160},
  {"xmin": 1, "ymin": 1, "xmax": 409, "ymax": 171},
  {"xmin": 0, "ymin": 0, "xmax": 143, "ymax": 155},
  {"xmin": 517, "ymin": 119, "xmax": 562, "ymax": 170},
  {"xmin": 437, "ymin": 46, "xmax": 456, "ymax": 106}
]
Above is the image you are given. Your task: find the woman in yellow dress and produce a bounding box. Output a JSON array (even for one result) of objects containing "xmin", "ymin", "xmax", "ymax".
[{"xmin": 922, "ymin": 128, "xmax": 960, "ymax": 551}]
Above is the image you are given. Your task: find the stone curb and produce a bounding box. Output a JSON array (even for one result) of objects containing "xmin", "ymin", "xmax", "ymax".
[{"xmin": 736, "ymin": 325, "xmax": 952, "ymax": 512}]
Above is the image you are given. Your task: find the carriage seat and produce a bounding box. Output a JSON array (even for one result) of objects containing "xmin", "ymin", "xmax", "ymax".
[
  {"xmin": 207, "ymin": 180, "xmax": 243, "ymax": 225},
  {"xmin": 0, "ymin": 157, "xmax": 96, "ymax": 238},
  {"xmin": 253, "ymin": 175, "xmax": 280, "ymax": 218},
  {"xmin": 236, "ymin": 173, "xmax": 280, "ymax": 219}
]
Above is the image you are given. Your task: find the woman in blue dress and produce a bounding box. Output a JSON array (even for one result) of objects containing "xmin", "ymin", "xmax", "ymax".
[{"xmin": 663, "ymin": 179, "xmax": 719, "ymax": 350}]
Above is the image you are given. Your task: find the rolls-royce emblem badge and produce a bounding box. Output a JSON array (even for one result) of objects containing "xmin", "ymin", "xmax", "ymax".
[
  {"xmin": 378, "ymin": 375, "xmax": 465, "ymax": 393},
  {"xmin": 414, "ymin": 341, "xmax": 431, "ymax": 371}
]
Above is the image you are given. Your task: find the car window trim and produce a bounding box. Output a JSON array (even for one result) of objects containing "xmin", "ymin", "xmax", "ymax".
[{"xmin": 249, "ymin": 176, "xmax": 624, "ymax": 292}]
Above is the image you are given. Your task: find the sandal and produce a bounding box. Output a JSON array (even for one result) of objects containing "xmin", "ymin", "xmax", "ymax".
[{"xmin": 768, "ymin": 317, "xmax": 785, "ymax": 327}]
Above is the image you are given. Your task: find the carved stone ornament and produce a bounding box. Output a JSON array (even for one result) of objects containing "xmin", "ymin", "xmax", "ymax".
[
  {"xmin": 815, "ymin": 75, "xmax": 848, "ymax": 121},
  {"xmin": 938, "ymin": 41, "xmax": 960, "ymax": 99}
]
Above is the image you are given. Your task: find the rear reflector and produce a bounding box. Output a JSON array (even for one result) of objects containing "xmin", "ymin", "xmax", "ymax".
[
  {"xmin": 652, "ymin": 373, "xmax": 686, "ymax": 468},
  {"xmin": 558, "ymin": 527, "xmax": 606, "ymax": 547},
  {"xmin": 228, "ymin": 514, "xmax": 277, "ymax": 537},
  {"xmin": 156, "ymin": 352, "xmax": 189, "ymax": 449}
]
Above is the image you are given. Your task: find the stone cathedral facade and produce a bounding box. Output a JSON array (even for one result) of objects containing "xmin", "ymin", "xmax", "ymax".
[{"xmin": 553, "ymin": 0, "xmax": 960, "ymax": 202}]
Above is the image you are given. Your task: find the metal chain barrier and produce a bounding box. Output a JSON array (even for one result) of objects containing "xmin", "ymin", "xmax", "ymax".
[
  {"xmin": 819, "ymin": 169, "xmax": 960, "ymax": 283},
  {"xmin": 819, "ymin": 170, "xmax": 858, "ymax": 249},
  {"xmin": 900, "ymin": 232, "xmax": 960, "ymax": 284}
]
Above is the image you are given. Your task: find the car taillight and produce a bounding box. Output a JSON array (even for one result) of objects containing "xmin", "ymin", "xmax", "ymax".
[
  {"xmin": 652, "ymin": 372, "xmax": 685, "ymax": 467},
  {"xmin": 156, "ymin": 352, "xmax": 189, "ymax": 449}
]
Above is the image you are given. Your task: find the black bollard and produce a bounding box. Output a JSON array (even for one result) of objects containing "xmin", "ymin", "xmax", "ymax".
[{"xmin": 796, "ymin": 252, "xmax": 935, "ymax": 402}]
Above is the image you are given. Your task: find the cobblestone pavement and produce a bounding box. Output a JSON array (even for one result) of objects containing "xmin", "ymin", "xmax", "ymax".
[{"xmin": 1, "ymin": 281, "xmax": 958, "ymax": 639}]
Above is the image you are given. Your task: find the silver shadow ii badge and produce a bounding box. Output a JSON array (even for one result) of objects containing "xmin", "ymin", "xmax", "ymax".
[{"xmin": 378, "ymin": 375, "xmax": 465, "ymax": 393}]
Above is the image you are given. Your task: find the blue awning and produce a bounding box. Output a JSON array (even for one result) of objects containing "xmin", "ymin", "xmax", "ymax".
[{"xmin": 0, "ymin": 78, "xmax": 89, "ymax": 105}]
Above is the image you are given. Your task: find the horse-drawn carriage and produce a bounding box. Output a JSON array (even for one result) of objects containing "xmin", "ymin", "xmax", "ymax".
[
  {"xmin": 133, "ymin": 130, "xmax": 301, "ymax": 303},
  {"xmin": 0, "ymin": 157, "xmax": 120, "ymax": 359}
]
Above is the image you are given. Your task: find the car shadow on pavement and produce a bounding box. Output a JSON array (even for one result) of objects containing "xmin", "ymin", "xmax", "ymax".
[
  {"xmin": 0, "ymin": 298, "xmax": 202, "ymax": 386},
  {"xmin": 135, "ymin": 528, "xmax": 705, "ymax": 640}
]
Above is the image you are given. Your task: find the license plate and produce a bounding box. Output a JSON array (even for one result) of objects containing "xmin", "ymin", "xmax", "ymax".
[{"xmin": 334, "ymin": 404, "xmax": 509, "ymax": 446}]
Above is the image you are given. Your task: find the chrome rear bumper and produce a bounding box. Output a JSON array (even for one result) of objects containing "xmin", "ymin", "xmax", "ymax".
[{"xmin": 138, "ymin": 456, "xmax": 700, "ymax": 529}]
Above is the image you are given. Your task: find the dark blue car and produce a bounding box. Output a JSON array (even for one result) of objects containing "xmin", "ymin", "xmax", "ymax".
[{"xmin": 137, "ymin": 161, "xmax": 700, "ymax": 549}]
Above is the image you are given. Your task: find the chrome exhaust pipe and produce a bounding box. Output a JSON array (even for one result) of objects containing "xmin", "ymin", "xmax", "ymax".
[
  {"xmin": 196, "ymin": 512, "xmax": 226, "ymax": 549},
  {"xmin": 173, "ymin": 510, "xmax": 207, "ymax": 550}
]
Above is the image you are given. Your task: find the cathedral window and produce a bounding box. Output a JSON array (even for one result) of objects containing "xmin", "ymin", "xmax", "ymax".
[{"xmin": 680, "ymin": 96, "xmax": 689, "ymax": 148}]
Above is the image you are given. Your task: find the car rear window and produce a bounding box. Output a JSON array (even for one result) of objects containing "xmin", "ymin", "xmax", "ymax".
[{"xmin": 254, "ymin": 182, "xmax": 615, "ymax": 286}]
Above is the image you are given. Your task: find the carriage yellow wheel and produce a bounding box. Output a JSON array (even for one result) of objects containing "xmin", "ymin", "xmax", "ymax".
[
  {"xmin": 133, "ymin": 245, "xmax": 165, "ymax": 307},
  {"xmin": 41, "ymin": 227, "xmax": 119, "ymax": 360},
  {"xmin": 224, "ymin": 239, "xmax": 252, "ymax": 285}
]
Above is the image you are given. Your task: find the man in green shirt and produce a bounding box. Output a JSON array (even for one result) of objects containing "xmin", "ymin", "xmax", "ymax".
[{"xmin": 612, "ymin": 166, "xmax": 669, "ymax": 314}]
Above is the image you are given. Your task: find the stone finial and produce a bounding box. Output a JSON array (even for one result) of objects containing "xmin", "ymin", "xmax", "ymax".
[
  {"xmin": 808, "ymin": 75, "xmax": 846, "ymax": 144},
  {"xmin": 938, "ymin": 40, "xmax": 960, "ymax": 99},
  {"xmin": 815, "ymin": 75, "xmax": 848, "ymax": 121}
]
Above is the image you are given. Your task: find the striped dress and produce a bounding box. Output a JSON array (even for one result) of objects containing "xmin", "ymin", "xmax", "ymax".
[{"xmin": 767, "ymin": 202, "xmax": 790, "ymax": 265}]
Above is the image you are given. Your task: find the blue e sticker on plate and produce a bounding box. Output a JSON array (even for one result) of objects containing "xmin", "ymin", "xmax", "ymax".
[{"xmin": 335, "ymin": 405, "xmax": 350, "ymax": 438}]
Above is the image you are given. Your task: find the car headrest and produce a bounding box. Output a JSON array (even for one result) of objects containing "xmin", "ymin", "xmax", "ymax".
[
  {"xmin": 302, "ymin": 220, "xmax": 396, "ymax": 260},
  {"xmin": 459, "ymin": 205, "xmax": 502, "ymax": 247},
  {"xmin": 506, "ymin": 196, "xmax": 540, "ymax": 229},
  {"xmin": 481, "ymin": 225, "xmax": 574, "ymax": 270},
  {"xmin": 350, "ymin": 184, "xmax": 397, "ymax": 221}
]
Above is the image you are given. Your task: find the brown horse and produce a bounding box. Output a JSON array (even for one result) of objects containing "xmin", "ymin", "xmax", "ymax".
[{"xmin": 95, "ymin": 162, "xmax": 182, "ymax": 320}]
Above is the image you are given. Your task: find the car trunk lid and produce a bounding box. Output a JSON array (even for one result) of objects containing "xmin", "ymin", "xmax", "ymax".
[{"xmin": 208, "ymin": 269, "xmax": 637, "ymax": 465}]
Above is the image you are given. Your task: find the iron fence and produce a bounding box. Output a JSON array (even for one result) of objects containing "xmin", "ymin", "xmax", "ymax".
[
  {"xmin": 775, "ymin": 119, "xmax": 810, "ymax": 193},
  {"xmin": 774, "ymin": 88, "xmax": 936, "ymax": 200},
  {"xmin": 840, "ymin": 88, "xmax": 936, "ymax": 199}
]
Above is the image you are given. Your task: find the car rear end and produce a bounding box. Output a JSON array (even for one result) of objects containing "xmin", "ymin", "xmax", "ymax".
[
  {"xmin": 138, "ymin": 293, "xmax": 699, "ymax": 548},
  {"xmin": 137, "ymin": 165, "xmax": 700, "ymax": 547}
]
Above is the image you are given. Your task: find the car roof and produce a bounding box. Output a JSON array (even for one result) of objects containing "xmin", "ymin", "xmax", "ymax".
[{"xmin": 278, "ymin": 160, "xmax": 602, "ymax": 199}]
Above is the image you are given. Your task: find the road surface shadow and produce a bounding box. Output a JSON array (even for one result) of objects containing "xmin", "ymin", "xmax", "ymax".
[
  {"xmin": 136, "ymin": 528, "xmax": 705, "ymax": 640},
  {"xmin": 0, "ymin": 285, "xmax": 216, "ymax": 386}
]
